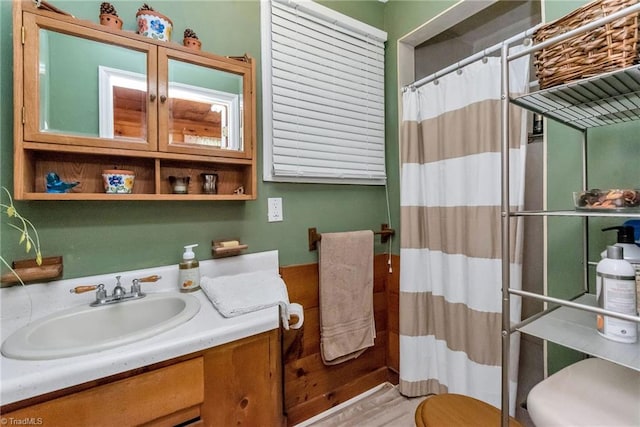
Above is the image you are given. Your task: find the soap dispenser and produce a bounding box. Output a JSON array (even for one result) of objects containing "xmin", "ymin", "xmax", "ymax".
[
  {"xmin": 596, "ymin": 246, "xmax": 637, "ymax": 344},
  {"xmin": 601, "ymin": 225, "xmax": 640, "ymax": 310},
  {"xmin": 601, "ymin": 226, "xmax": 640, "ymax": 262},
  {"xmin": 178, "ymin": 244, "xmax": 200, "ymax": 292}
]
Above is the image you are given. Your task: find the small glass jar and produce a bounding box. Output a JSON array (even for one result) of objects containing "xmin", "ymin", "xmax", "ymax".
[{"xmin": 169, "ymin": 176, "xmax": 190, "ymax": 194}]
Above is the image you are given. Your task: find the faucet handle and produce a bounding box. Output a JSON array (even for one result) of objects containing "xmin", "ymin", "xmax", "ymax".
[
  {"xmin": 130, "ymin": 275, "xmax": 160, "ymax": 295},
  {"xmin": 70, "ymin": 285, "xmax": 98, "ymax": 294},
  {"xmin": 71, "ymin": 284, "xmax": 107, "ymax": 305},
  {"xmin": 138, "ymin": 275, "xmax": 162, "ymax": 282},
  {"xmin": 130, "ymin": 275, "xmax": 160, "ymax": 296}
]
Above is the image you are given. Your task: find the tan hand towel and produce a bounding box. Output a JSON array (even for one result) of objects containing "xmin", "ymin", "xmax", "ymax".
[{"xmin": 319, "ymin": 230, "xmax": 376, "ymax": 365}]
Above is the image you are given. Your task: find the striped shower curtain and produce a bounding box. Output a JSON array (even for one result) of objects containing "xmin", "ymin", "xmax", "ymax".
[{"xmin": 398, "ymin": 51, "xmax": 529, "ymax": 414}]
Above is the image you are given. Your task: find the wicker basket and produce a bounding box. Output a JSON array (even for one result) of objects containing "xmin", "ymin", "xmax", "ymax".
[{"xmin": 533, "ymin": 0, "xmax": 639, "ymax": 89}]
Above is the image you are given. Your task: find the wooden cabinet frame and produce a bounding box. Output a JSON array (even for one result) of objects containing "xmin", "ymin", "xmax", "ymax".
[{"xmin": 12, "ymin": 0, "xmax": 257, "ymax": 201}]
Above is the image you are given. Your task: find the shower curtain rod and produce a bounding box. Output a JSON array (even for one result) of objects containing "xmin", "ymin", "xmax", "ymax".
[{"xmin": 403, "ymin": 24, "xmax": 542, "ymax": 92}]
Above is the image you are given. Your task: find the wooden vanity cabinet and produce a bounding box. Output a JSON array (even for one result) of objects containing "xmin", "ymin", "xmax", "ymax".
[
  {"xmin": 13, "ymin": 0, "xmax": 256, "ymax": 201},
  {"xmin": 202, "ymin": 329, "xmax": 283, "ymax": 426},
  {"xmin": 0, "ymin": 330, "xmax": 283, "ymax": 427}
]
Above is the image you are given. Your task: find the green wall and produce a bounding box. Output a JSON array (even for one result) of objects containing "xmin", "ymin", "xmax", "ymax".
[
  {"xmin": 382, "ymin": 0, "xmax": 457, "ymax": 255},
  {"xmin": 0, "ymin": 0, "xmax": 389, "ymax": 279}
]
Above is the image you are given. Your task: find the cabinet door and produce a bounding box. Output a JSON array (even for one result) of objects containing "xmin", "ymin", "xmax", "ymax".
[
  {"xmin": 202, "ymin": 331, "xmax": 283, "ymax": 426},
  {"xmin": 157, "ymin": 48, "xmax": 253, "ymax": 159},
  {"xmin": 22, "ymin": 13, "xmax": 158, "ymax": 152}
]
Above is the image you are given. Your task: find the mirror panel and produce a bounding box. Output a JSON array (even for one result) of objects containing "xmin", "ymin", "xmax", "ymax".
[
  {"xmin": 167, "ymin": 59, "xmax": 243, "ymax": 151},
  {"xmin": 39, "ymin": 28, "xmax": 148, "ymax": 141}
]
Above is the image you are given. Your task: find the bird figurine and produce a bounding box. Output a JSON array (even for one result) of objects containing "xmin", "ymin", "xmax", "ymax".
[{"xmin": 46, "ymin": 172, "xmax": 79, "ymax": 193}]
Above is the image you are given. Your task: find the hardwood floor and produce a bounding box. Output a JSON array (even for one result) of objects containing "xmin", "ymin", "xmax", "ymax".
[{"xmin": 295, "ymin": 383, "xmax": 423, "ymax": 427}]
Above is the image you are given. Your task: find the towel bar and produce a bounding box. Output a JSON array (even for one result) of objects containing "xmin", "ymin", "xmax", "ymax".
[{"xmin": 308, "ymin": 224, "xmax": 395, "ymax": 251}]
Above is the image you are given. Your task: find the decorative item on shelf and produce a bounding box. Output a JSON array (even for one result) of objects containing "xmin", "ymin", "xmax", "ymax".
[
  {"xmin": 136, "ymin": 3, "xmax": 173, "ymax": 41},
  {"xmin": 201, "ymin": 173, "xmax": 218, "ymax": 194},
  {"xmin": 102, "ymin": 169, "xmax": 135, "ymax": 194},
  {"xmin": 233, "ymin": 185, "xmax": 245, "ymax": 195},
  {"xmin": 183, "ymin": 28, "xmax": 201, "ymax": 51},
  {"xmin": 169, "ymin": 176, "xmax": 190, "ymax": 194},
  {"xmin": 45, "ymin": 172, "xmax": 79, "ymax": 194},
  {"xmin": 99, "ymin": 2, "xmax": 123, "ymax": 30},
  {"xmin": 574, "ymin": 189, "xmax": 640, "ymax": 212},
  {"xmin": 212, "ymin": 240, "xmax": 248, "ymax": 258}
]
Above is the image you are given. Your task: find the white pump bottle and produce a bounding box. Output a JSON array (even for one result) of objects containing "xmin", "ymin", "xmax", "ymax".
[
  {"xmin": 600, "ymin": 226, "xmax": 640, "ymax": 313},
  {"xmin": 596, "ymin": 246, "xmax": 637, "ymax": 343}
]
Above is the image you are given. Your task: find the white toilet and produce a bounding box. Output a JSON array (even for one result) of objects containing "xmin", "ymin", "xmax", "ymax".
[{"xmin": 527, "ymin": 358, "xmax": 639, "ymax": 426}]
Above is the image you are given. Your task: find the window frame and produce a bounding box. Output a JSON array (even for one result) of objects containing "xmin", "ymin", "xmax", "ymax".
[{"xmin": 260, "ymin": 0, "xmax": 388, "ymax": 185}]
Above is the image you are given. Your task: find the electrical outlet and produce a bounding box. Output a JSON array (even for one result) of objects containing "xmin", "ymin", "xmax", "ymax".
[{"xmin": 268, "ymin": 197, "xmax": 283, "ymax": 222}]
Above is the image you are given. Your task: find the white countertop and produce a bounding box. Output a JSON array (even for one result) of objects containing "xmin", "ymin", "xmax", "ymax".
[{"xmin": 0, "ymin": 250, "xmax": 281, "ymax": 405}]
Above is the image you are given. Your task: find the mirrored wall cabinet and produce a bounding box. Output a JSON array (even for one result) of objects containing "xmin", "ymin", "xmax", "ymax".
[{"xmin": 13, "ymin": 0, "xmax": 256, "ymax": 200}]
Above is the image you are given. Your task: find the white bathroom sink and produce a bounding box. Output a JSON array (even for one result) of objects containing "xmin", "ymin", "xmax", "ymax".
[{"xmin": 1, "ymin": 293, "xmax": 200, "ymax": 360}]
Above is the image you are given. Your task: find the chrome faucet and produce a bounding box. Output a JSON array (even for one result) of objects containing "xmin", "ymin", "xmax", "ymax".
[
  {"xmin": 112, "ymin": 276, "xmax": 126, "ymax": 300},
  {"xmin": 70, "ymin": 274, "xmax": 161, "ymax": 306}
]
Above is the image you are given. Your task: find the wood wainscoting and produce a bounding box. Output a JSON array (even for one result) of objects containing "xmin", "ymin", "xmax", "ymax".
[{"xmin": 279, "ymin": 253, "xmax": 400, "ymax": 426}]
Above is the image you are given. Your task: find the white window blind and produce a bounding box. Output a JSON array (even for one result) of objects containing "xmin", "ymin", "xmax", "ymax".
[{"xmin": 261, "ymin": 0, "xmax": 387, "ymax": 185}]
